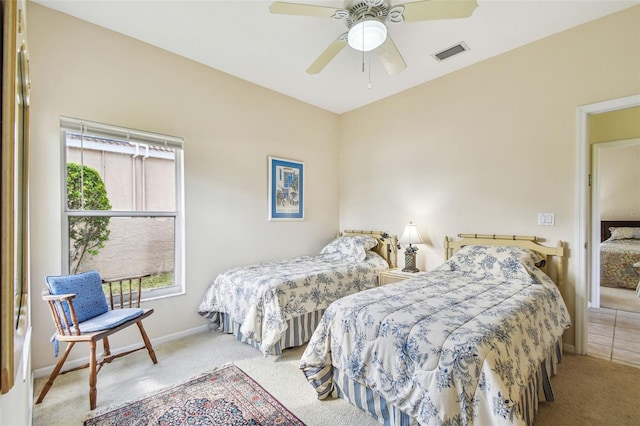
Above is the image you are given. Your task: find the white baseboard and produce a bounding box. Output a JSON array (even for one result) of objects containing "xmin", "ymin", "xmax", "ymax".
[
  {"xmin": 32, "ymin": 324, "xmax": 210, "ymax": 379},
  {"xmin": 563, "ymin": 343, "xmax": 576, "ymax": 354}
]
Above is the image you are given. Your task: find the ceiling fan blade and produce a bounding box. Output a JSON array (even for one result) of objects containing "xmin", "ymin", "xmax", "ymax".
[
  {"xmin": 306, "ymin": 36, "xmax": 348, "ymax": 75},
  {"xmin": 269, "ymin": 2, "xmax": 346, "ymax": 18},
  {"xmin": 400, "ymin": 0, "xmax": 478, "ymax": 22},
  {"xmin": 376, "ymin": 35, "xmax": 407, "ymax": 76}
]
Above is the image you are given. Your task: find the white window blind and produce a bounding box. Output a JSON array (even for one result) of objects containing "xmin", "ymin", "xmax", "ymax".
[{"xmin": 60, "ymin": 116, "xmax": 183, "ymax": 150}]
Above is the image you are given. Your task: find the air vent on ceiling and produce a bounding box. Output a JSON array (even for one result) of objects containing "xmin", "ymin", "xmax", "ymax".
[{"xmin": 433, "ymin": 42, "xmax": 469, "ymax": 62}]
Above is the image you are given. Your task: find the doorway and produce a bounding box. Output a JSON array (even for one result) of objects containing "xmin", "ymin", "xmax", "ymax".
[
  {"xmin": 575, "ymin": 94, "xmax": 640, "ymax": 355},
  {"xmin": 591, "ymin": 138, "xmax": 640, "ymax": 310}
]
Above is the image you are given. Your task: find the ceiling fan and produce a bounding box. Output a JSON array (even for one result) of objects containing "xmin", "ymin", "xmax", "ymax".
[{"xmin": 269, "ymin": 0, "xmax": 478, "ymax": 76}]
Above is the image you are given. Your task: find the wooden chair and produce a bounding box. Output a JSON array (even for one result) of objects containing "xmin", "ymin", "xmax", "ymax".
[{"xmin": 37, "ymin": 270, "xmax": 158, "ymax": 410}]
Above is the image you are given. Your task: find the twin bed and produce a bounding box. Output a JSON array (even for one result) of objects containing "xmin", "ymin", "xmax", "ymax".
[
  {"xmin": 599, "ymin": 220, "xmax": 640, "ymax": 290},
  {"xmin": 199, "ymin": 232, "xmax": 571, "ymax": 425},
  {"xmin": 299, "ymin": 234, "xmax": 571, "ymax": 426},
  {"xmin": 198, "ymin": 230, "xmax": 397, "ymax": 355}
]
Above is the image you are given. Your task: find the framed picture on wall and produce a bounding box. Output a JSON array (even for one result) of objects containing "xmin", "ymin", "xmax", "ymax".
[
  {"xmin": 1, "ymin": 0, "xmax": 31, "ymax": 394},
  {"xmin": 268, "ymin": 156, "xmax": 304, "ymax": 221}
]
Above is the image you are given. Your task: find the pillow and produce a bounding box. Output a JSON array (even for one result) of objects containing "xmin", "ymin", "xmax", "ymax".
[
  {"xmin": 438, "ymin": 245, "xmax": 545, "ymax": 283},
  {"xmin": 320, "ymin": 235, "xmax": 378, "ymax": 261},
  {"xmin": 608, "ymin": 227, "xmax": 640, "ymax": 240},
  {"xmin": 46, "ymin": 270, "xmax": 109, "ymax": 324}
]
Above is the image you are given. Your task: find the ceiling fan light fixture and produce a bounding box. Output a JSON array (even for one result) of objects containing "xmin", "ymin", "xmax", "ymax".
[{"xmin": 348, "ymin": 19, "xmax": 387, "ymax": 52}]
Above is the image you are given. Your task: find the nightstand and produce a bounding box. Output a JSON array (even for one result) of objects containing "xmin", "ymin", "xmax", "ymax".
[{"xmin": 379, "ymin": 269, "xmax": 423, "ymax": 285}]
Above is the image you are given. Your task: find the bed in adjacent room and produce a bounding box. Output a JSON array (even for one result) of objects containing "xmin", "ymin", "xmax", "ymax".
[
  {"xmin": 198, "ymin": 230, "xmax": 397, "ymax": 355},
  {"xmin": 599, "ymin": 220, "xmax": 640, "ymax": 290},
  {"xmin": 300, "ymin": 234, "xmax": 571, "ymax": 426}
]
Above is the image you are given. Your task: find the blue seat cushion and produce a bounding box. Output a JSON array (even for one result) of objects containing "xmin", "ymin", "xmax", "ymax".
[
  {"xmin": 46, "ymin": 270, "xmax": 109, "ymax": 324},
  {"xmin": 77, "ymin": 308, "xmax": 145, "ymax": 333}
]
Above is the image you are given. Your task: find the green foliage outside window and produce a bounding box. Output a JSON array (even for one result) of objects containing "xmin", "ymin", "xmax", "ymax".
[{"xmin": 67, "ymin": 162, "xmax": 111, "ymax": 274}]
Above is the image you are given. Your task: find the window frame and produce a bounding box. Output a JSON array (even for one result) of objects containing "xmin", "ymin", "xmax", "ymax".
[{"xmin": 60, "ymin": 117, "xmax": 185, "ymax": 301}]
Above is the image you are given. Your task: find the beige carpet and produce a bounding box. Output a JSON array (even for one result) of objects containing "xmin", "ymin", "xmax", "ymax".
[
  {"xmin": 33, "ymin": 330, "xmax": 640, "ymax": 425},
  {"xmin": 600, "ymin": 286, "xmax": 640, "ymax": 313},
  {"xmin": 535, "ymin": 352, "xmax": 640, "ymax": 425}
]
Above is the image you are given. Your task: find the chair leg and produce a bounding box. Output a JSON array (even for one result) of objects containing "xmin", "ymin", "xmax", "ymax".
[
  {"xmin": 89, "ymin": 340, "xmax": 98, "ymax": 410},
  {"xmin": 36, "ymin": 342, "xmax": 76, "ymax": 404},
  {"xmin": 102, "ymin": 336, "xmax": 111, "ymax": 358},
  {"xmin": 136, "ymin": 321, "xmax": 158, "ymax": 364}
]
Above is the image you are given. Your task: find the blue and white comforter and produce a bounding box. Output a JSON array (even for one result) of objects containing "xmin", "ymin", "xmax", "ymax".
[
  {"xmin": 198, "ymin": 251, "xmax": 389, "ymax": 354},
  {"xmin": 299, "ymin": 267, "xmax": 571, "ymax": 425}
]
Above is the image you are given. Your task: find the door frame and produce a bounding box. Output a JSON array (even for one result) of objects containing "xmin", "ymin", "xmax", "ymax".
[{"xmin": 575, "ymin": 94, "xmax": 640, "ymax": 354}]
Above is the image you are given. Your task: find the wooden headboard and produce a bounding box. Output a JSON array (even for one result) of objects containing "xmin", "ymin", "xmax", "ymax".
[
  {"xmin": 600, "ymin": 220, "xmax": 640, "ymax": 242},
  {"xmin": 342, "ymin": 229, "xmax": 398, "ymax": 269},
  {"xmin": 444, "ymin": 233, "xmax": 565, "ymax": 288}
]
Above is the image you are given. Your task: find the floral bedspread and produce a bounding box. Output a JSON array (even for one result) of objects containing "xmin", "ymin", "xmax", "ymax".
[
  {"xmin": 198, "ymin": 251, "xmax": 389, "ymax": 354},
  {"xmin": 600, "ymin": 239, "xmax": 640, "ymax": 289},
  {"xmin": 299, "ymin": 268, "xmax": 571, "ymax": 425}
]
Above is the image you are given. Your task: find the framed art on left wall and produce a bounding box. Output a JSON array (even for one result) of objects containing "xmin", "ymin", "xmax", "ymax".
[
  {"xmin": 268, "ymin": 156, "xmax": 304, "ymax": 221},
  {"xmin": 1, "ymin": 0, "xmax": 31, "ymax": 394}
]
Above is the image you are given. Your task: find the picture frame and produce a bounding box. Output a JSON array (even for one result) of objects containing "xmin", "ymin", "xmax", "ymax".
[
  {"xmin": 268, "ymin": 156, "xmax": 304, "ymax": 220},
  {"xmin": 1, "ymin": 0, "xmax": 30, "ymax": 394}
]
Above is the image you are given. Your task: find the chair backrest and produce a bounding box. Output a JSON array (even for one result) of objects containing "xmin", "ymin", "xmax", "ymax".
[{"xmin": 101, "ymin": 274, "xmax": 150, "ymax": 309}]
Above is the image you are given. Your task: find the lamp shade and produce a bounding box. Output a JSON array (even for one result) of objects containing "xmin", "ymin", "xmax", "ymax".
[
  {"xmin": 348, "ymin": 19, "xmax": 387, "ymax": 52},
  {"xmin": 399, "ymin": 222, "xmax": 424, "ymax": 245}
]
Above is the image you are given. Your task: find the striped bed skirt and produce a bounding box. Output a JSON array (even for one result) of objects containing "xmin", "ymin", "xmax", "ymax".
[
  {"xmin": 203, "ymin": 310, "xmax": 325, "ymax": 356},
  {"xmin": 326, "ymin": 337, "xmax": 564, "ymax": 426}
]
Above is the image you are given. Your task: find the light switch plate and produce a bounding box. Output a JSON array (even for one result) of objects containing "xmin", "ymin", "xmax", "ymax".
[{"xmin": 538, "ymin": 213, "xmax": 555, "ymax": 226}]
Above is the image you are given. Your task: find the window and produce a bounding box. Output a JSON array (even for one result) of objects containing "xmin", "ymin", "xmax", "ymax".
[{"xmin": 60, "ymin": 117, "xmax": 184, "ymax": 300}]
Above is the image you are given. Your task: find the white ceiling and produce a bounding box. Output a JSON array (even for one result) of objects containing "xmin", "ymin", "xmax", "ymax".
[{"xmin": 33, "ymin": 0, "xmax": 639, "ymax": 114}]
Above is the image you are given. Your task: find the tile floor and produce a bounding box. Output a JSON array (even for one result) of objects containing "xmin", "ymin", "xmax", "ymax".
[{"xmin": 587, "ymin": 307, "xmax": 640, "ymax": 368}]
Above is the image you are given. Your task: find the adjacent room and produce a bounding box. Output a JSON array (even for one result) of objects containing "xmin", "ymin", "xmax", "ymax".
[{"xmin": 1, "ymin": 0, "xmax": 639, "ymax": 425}]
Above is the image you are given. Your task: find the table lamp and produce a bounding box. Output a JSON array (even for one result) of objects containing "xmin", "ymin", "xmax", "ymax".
[{"xmin": 399, "ymin": 221, "xmax": 424, "ymax": 273}]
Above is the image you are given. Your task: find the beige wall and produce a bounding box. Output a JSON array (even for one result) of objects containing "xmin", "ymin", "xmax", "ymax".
[
  {"xmin": 338, "ymin": 6, "xmax": 640, "ymax": 349},
  {"xmin": 589, "ymin": 106, "xmax": 640, "ymax": 143},
  {"xmin": 26, "ymin": 2, "xmax": 340, "ymax": 373},
  {"xmin": 598, "ymin": 142, "xmax": 640, "ymax": 220}
]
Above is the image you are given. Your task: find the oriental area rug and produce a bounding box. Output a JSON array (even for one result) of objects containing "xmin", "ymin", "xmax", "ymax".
[{"xmin": 84, "ymin": 364, "xmax": 306, "ymax": 426}]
